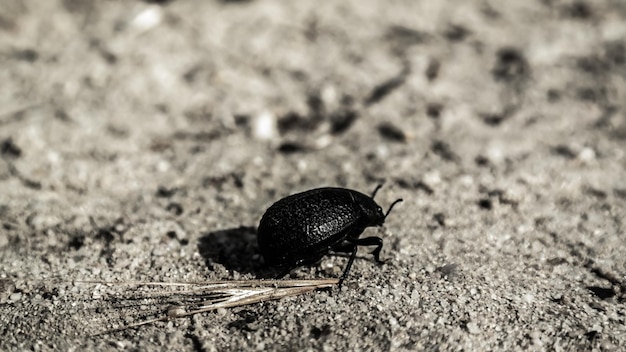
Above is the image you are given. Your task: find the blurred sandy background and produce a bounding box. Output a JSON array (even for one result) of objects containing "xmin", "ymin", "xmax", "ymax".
[{"xmin": 1, "ymin": 0, "xmax": 625, "ymax": 350}]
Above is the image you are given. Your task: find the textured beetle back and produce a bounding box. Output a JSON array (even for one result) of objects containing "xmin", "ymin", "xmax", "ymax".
[{"xmin": 258, "ymin": 188, "xmax": 370, "ymax": 265}]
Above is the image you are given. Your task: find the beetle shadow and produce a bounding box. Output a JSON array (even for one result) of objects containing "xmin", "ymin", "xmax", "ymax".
[{"xmin": 198, "ymin": 226, "xmax": 277, "ymax": 278}]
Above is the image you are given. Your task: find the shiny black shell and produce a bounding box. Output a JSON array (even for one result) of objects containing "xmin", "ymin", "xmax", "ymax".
[{"xmin": 257, "ymin": 187, "xmax": 385, "ymax": 267}]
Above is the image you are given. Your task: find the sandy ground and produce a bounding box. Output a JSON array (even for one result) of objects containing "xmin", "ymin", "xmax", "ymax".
[{"xmin": 1, "ymin": 0, "xmax": 626, "ymax": 350}]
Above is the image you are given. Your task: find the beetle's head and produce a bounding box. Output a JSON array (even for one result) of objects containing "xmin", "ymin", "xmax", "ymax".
[
  {"xmin": 367, "ymin": 202, "xmax": 387, "ymax": 226},
  {"xmin": 363, "ymin": 184, "xmax": 403, "ymax": 226},
  {"xmin": 357, "ymin": 201, "xmax": 384, "ymax": 226}
]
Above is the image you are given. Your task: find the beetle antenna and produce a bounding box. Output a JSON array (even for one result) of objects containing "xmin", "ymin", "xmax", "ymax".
[
  {"xmin": 384, "ymin": 198, "xmax": 403, "ymax": 218},
  {"xmin": 371, "ymin": 184, "xmax": 384, "ymax": 199}
]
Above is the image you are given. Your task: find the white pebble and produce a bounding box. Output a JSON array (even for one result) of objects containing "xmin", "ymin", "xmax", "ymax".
[
  {"xmin": 466, "ymin": 321, "xmax": 480, "ymax": 334},
  {"xmin": 578, "ymin": 147, "xmax": 596, "ymax": 163},
  {"xmin": 9, "ymin": 292, "xmax": 22, "ymax": 301},
  {"xmin": 252, "ymin": 111, "xmax": 278, "ymax": 141},
  {"xmin": 131, "ymin": 6, "xmax": 163, "ymax": 33}
]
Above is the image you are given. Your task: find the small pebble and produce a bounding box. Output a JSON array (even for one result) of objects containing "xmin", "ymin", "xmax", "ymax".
[
  {"xmin": 523, "ymin": 293, "xmax": 535, "ymax": 304},
  {"xmin": 10, "ymin": 292, "xmax": 22, "ymax": 301},
  {"xmin": 253, "ymin": 111, "xmax": 278, "ymax": 140},
  {"xmin": 578, "ymin": 147, "xmax": 596, "ymax": 163},
  {"xmin": 131, "ymin": 6, "xmax": 163, "ymax": 33},
  {"xmin": 466, "ymin": 322, "xmax": 480, "ymax": 334}
]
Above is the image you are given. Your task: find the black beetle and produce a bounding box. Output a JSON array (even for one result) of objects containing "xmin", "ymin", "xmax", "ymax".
[{"xmin": 257, "ymin": 185, "xmax": 403, "ymax": 285}]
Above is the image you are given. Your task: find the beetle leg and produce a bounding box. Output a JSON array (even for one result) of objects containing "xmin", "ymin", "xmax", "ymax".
[
  {"xmin": 336, "ymin": 235, "xmax": 385, "ymax": 262},
  {"xmin": 339, "ymin": 244, "xmax": 359, "ymax": 287},
  {"xmin": 353, "ymin": 236, "xmax": 385, "ymax": 264},
  {"xmin": 336, "ymin": 237, "xmax": 384, "ymax": 285}
]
